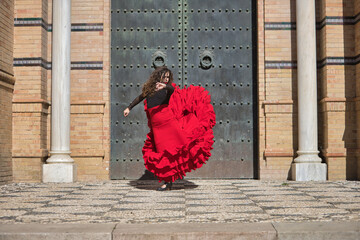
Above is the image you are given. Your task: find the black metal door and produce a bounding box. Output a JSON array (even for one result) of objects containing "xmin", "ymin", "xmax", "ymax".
[{"xmin": 110, "ymin": 0, "xmax": 256, "ymax": 179}]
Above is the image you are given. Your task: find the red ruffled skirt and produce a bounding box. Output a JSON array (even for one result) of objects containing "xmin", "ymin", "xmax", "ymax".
[{"xmin": 142, "ymin": 83, "xmax": 216, "ymax": 182}]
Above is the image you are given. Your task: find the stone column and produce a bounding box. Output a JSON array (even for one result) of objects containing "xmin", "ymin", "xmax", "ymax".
[
  {"xmin": 292, "ymin": 0, "xmax": 326, "ymax": 181},
  {"xmin": 43, "ymin": 0, "xmax": 76, "ymax": 182}
]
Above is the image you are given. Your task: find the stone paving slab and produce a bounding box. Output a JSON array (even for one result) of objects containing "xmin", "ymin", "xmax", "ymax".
[
  {"xmin": 0, "ymin": 180, "xmax": 359, "ymax": 224},
  {"xmin": 273, "ymin": 221, "xmax": 360, "ymax": 240},
  {"xmin": 0, "ymin": 223, "xmax": 114, "ymax": 240},
  {"xmin": 0, "ymin": 222, "xmax": 359, "ymax": 240},
  {"xmin": 112, "ymin": 222, "xmax": 277, "ymax": 240}
]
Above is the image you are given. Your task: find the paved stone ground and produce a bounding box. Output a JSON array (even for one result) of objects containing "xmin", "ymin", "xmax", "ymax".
[{"xmin": 0, "ymin": 180, "xmax": 359, "ymax": 224}]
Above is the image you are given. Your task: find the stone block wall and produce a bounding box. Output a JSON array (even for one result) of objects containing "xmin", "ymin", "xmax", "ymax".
[{"xmin": 0, "ymin": 0, "xmax": 14, "ymax": 185}]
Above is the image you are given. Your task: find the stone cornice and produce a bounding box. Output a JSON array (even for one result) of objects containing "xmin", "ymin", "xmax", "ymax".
[
  {"xmin": 13, "ymin": 98, "xmax": 50, "ymax": 105},
  {"xmin": 320, "ymin": 97, "xmax": 348, "ymax": 103},
  {"xmin": 12, "ymin": 99, "xmax": 50, "ymax": 114},
  {"xmin": 319, "ymin": 97, "xmax": 356, "ymax": 112},
  {"xmin": 13, "ymin": 98, "xmax": 51, "ymax": 107},
  {"xmin": 0, "ymin": 70, "xmax": 15, "ymax": 90},
  {"xmin": 320, "ymin": 148, "xmax": 352, "ymax": 158}
]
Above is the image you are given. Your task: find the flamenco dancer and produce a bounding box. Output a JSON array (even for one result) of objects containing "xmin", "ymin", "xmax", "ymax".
[{"xmin": 123, "ymin": 66, "xmax": 216, "ymax": 191}]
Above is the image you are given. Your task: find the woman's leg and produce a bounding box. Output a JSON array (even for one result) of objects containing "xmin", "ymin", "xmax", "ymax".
[{"xmin": 157, "ymin": 181, "xmax": 172, "ymax": 191}]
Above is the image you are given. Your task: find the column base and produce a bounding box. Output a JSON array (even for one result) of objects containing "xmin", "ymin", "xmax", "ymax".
[
  {"xmin": 47, "ymin": 153, "xmax": 74, "ymax": 163},
  {"xmin": 291, "ymin": 162, "xmax": 327, "ymax": 181},
  {"xmin": 43, "ymin": 163, "xmax": 77, "ymax": 183}
]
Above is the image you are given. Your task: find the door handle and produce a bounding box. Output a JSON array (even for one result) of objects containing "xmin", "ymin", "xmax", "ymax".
[
  {"xmin": 200, "ymin": 50, "xmax": 214, "ymax": 69},
  {"xmin": 152, "ymin": 50, "xmax": 167, "ymax": 68}
]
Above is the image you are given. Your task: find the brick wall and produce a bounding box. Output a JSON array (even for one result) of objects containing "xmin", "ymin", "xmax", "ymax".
[
  {"xmin": 67, "ymin": 0, "xmax": 110, "ymax": 181},
  {"xmin": 0, "ymin": 0, "xmax": 14, "ymax": 185},
  {"xmin": 10, "ymin": 0, "xmax": 358, "ymax": 181},
  {"xmin": 259, "ymin": 0, "xmax": 297, "ymax": 180},
  {"xmin": 355, "ymin": 0, "xmax": 360, "ymax": 179},
  {"xmin": 13, "ymin": 0, "xmax": 49, "ymax": 182},
  {"xmin": 259, "ymin": 0, "xmax": 359, "ymax": 180},
  {"xmin": 12, "ymin": 0, "xmax": 110, "ymax": 182},
  {"xmin": 317, "ymin": 0, "xmax": 357, "ymax": 180}
]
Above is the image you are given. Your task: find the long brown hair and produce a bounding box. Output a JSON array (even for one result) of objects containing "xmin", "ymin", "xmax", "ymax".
[{"xmin": 142, "ymin": 66, "xmax": 174, "ymax": 97}]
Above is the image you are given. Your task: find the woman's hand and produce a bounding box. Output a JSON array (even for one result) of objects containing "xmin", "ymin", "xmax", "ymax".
[
  {"xmin": 123, "ymin": 108, "xmax": 130, "ymax": 117},
  {"xmin": 155, "ymin": 82, "xmax": 166, "ymax": 91}
]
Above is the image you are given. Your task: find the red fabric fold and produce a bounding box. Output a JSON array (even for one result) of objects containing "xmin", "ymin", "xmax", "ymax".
[{"xmin": 142, "ymin": 83, "xmax": 216, "ymax": 182}]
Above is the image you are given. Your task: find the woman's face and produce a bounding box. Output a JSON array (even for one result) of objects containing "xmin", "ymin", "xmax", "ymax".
[{"xmin": 161, "ymin": 72, "xmax": 170, "ymax": 84}]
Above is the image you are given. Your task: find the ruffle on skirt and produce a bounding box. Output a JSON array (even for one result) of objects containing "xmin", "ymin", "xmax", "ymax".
[{"xmin": 142, "ymin": 83, "xmax": 216, "ymax": 182}]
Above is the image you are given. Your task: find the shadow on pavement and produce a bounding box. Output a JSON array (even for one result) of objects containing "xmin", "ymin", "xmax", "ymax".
[{"xmin": 128, "ymin": 170, "xmax": 198, "ymax": 191}]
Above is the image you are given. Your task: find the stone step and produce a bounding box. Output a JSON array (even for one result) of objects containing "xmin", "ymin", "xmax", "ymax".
[
  {"xmin": 113, "ymin": 222, "xmax": 276, "ymax": 240},
  {"xmin": 0, "ymin": 222, "xmax": 359, "ymax": 240},
  {"xmin": 0, "ymin": 224, "xmax": 114, "ymax": 240}
]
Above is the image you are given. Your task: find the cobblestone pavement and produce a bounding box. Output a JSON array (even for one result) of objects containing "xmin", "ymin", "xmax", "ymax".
[{"xmin": 0, "ymin": 180, "xmax": 359, "ymax": 224}]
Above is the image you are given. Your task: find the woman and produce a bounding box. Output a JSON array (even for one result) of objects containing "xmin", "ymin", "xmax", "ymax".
[{"xmin": 123, "ymin": 66, "xmax": 215, "ymax": 191}]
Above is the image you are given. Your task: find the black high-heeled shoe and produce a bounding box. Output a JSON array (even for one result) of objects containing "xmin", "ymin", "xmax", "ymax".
[{"xmin": 157, "ymin": 182, "xmax": 172, "ymax": 191}]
